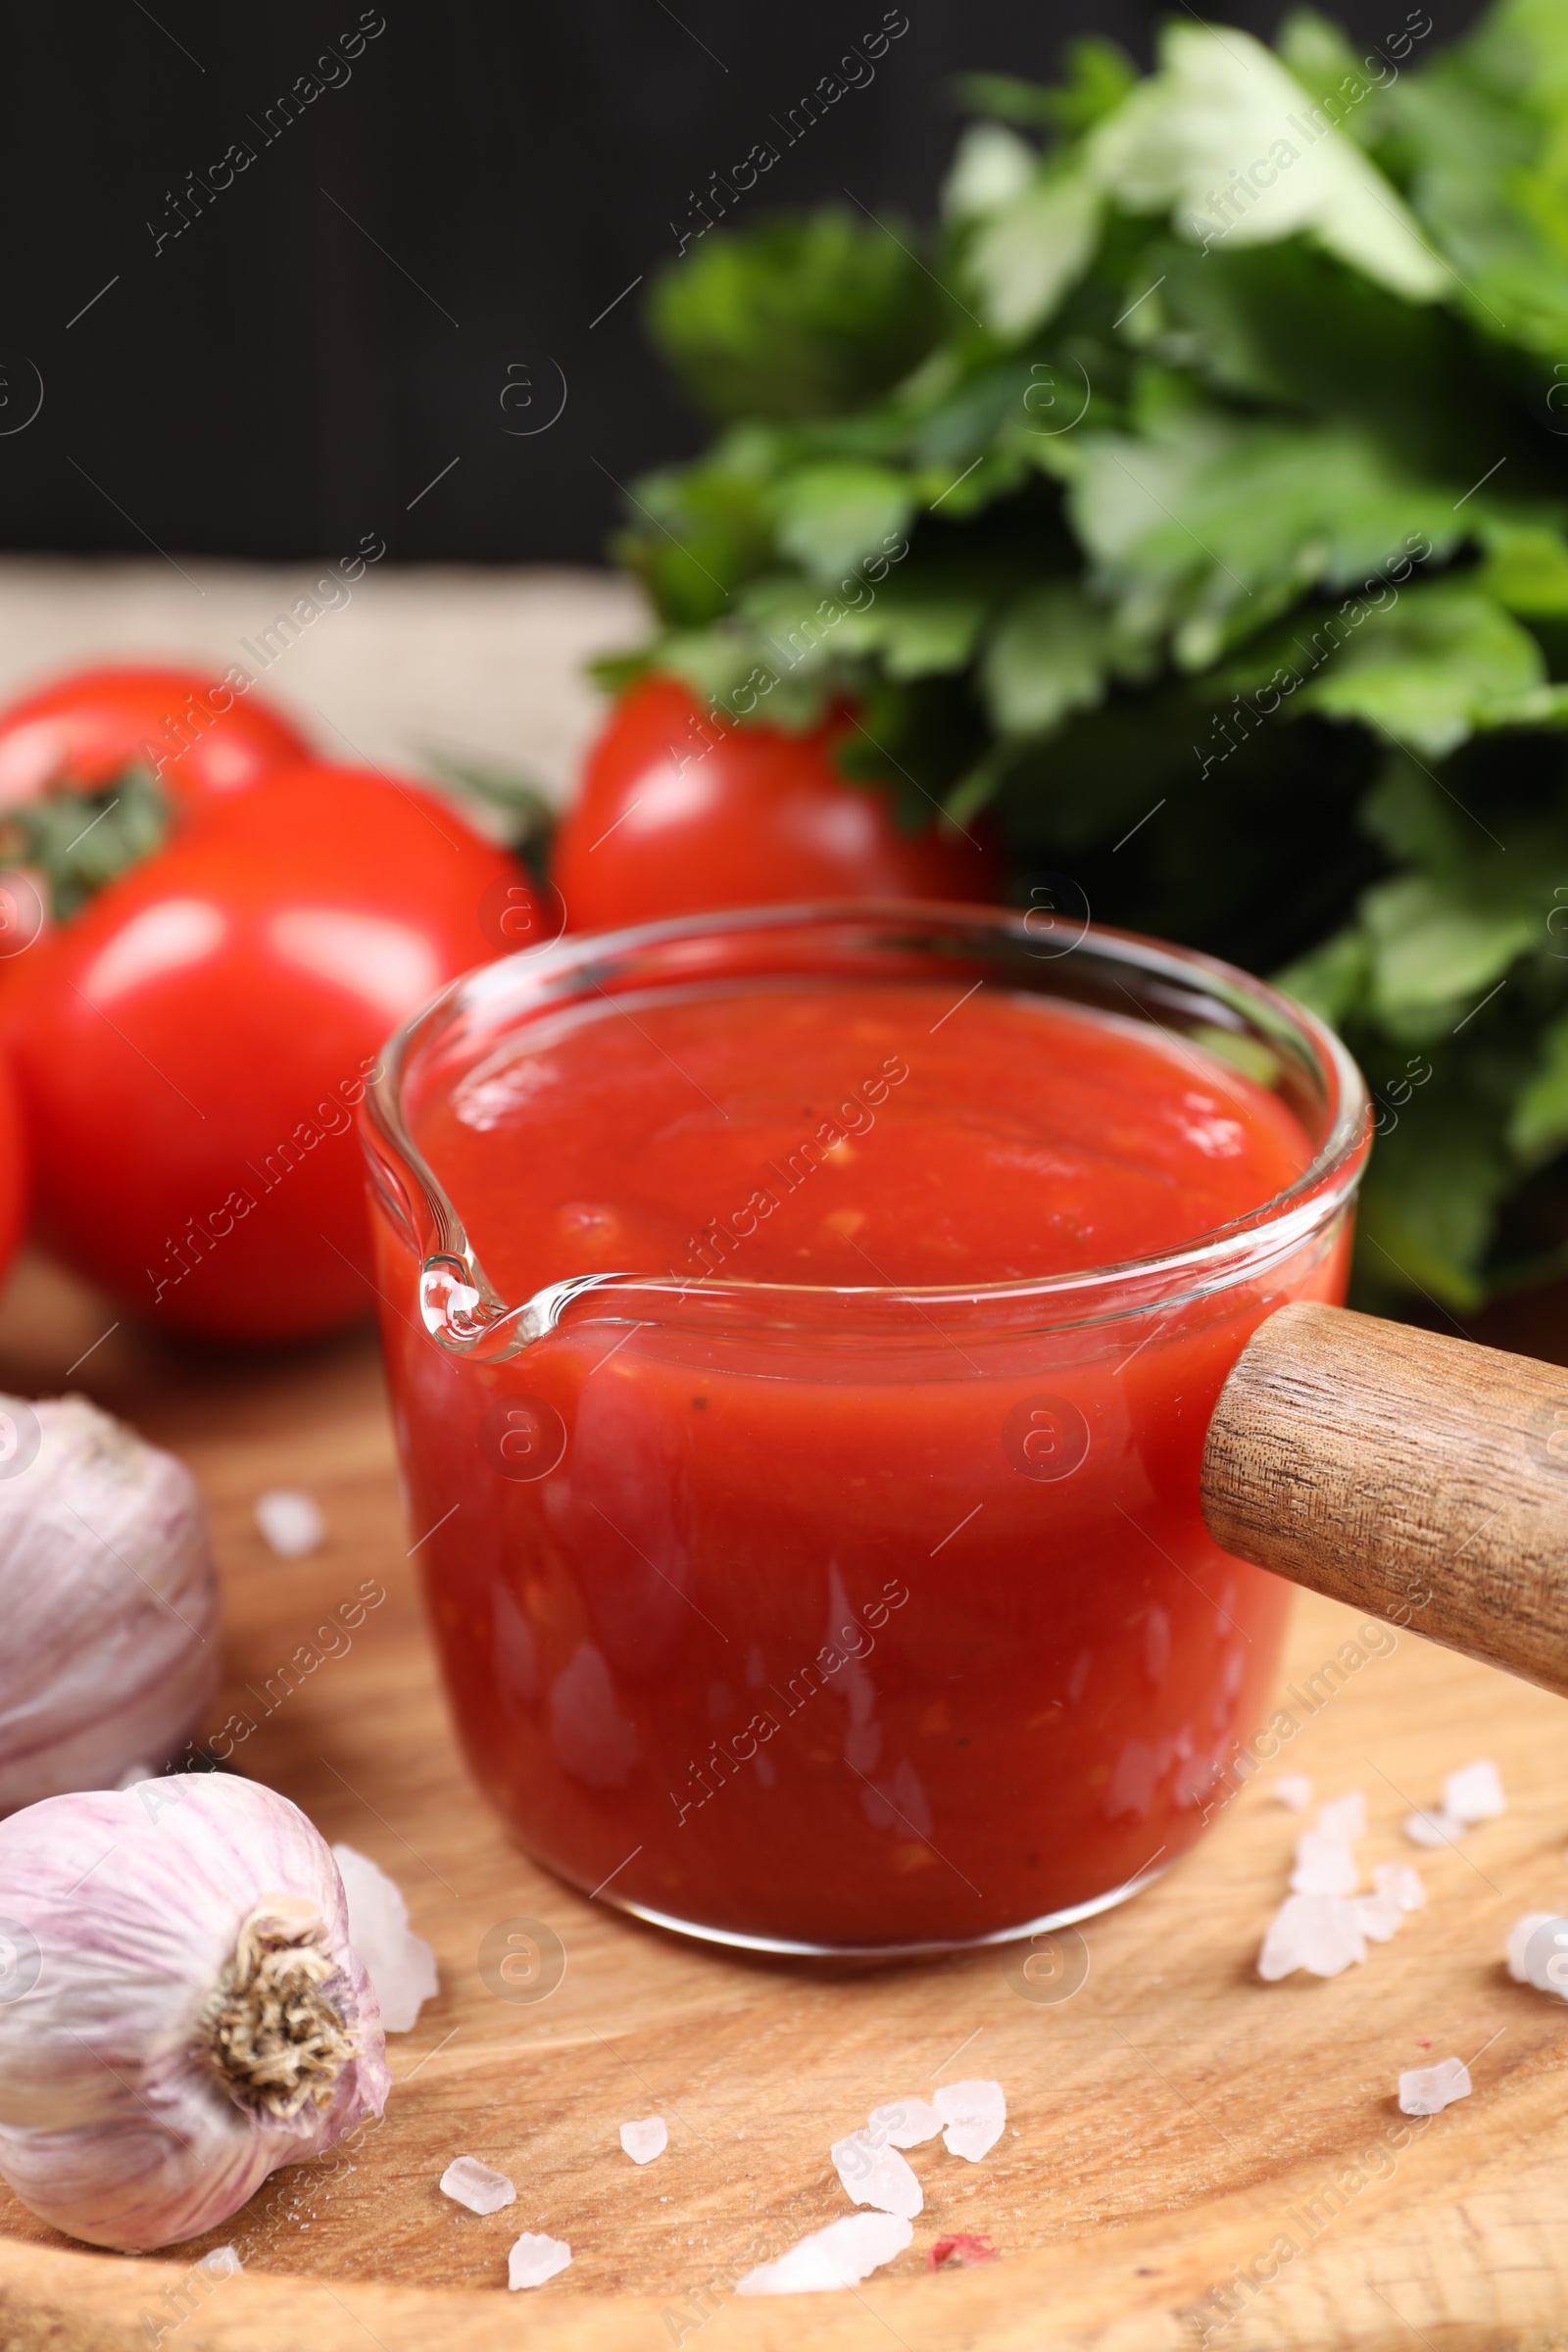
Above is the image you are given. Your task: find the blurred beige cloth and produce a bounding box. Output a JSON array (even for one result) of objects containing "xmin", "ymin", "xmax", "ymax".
[{"xmin": 0, "ymin": 557, "xmax": 644, "ymax": 806}]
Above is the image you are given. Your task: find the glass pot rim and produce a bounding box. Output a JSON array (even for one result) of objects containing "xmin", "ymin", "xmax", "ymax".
[{"xmin": 363, "ymin": 900, "xmax": 1371, "ymax": 1362}]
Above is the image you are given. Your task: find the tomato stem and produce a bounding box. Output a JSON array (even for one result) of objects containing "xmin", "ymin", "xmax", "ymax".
[{"xmin": 1, "ymin": 767, "xmax": 171, "ymax": 920}]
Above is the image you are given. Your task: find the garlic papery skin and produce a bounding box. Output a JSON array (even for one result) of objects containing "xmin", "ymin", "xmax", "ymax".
[
  {"xmin": 0, "ymin": 1774, "xmax": 389, "ymax": 2250},
  {"xmin": 0, "ymin": 1394, "xmax": 220, "ymax": 1812}
]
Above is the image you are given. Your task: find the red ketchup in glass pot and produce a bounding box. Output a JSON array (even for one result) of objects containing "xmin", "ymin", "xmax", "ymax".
[{"xmin": 364, "ymin": 907, "xmax": 1368, "ymax": 1953}]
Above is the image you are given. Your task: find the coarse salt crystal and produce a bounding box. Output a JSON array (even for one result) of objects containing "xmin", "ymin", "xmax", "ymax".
[
  {"xmin": 1257, "ymin": 1892, "xmax": 1366, "ymax": 1981},
  {"xmin": 868, "ymin": 2096, "xmax": 942, "ymax": 2147},
  {"xmin": 1506, "ymin": 1911, "xmax": 1568, "ymax": 1995},
  {"xmin": 1290, "ymin": 1830, "xmax": 1359, "ymax": 1897},
  {"xmin": 934, "ymin": 2079, "xmax": 1006, "ymax": 2162},
  {"xmin": 254, "ymin": 1489, "xmax": 325, "ymax": 1558},
  {"xmin": 1350, "ymin": 1892, "xmax": 1403, "ymax": 1943},
  {"xmin": 333, "ymin": 1843, "xmax": 439, "ymax": 2033},
  {"xmin": 1373, "ymin": 1861, "xmax": 1426, "ymax": 1913},
  {"xmin": 620, "ymin": 2116, "xmax": 667, "ymax": 2165},
  {"xmin": 1315, "ymin": 1791, "xmax": 1366, "ymax": 1842},
  {"xmin": 441, "ymin": 2156, "xmax": 515, "ymax": 2215},
  {"xmin": 831, "ymin": 2132, "xmax": 922, "ymax": 2219},
  {"xmin": 736, "ymin": 2212, "xmax": 912, "ymax": 2295},
  {"xmin": 1506, "ymin": 1912, "xmax": 1553, "ymax": 1982},
  {"xmin": 508, "ymin": 2232, "xmax": 571, "ymax": 2289},
  {"xmin": 1397, "ymin": 2057, "xmax": 1471, "ymax": 2116},
  {"xmin": 1404, "ymin": 1809, "xmax": 1464, "ymax": 1849},
  {"xmin": 1443, "ymin": 1759, "xmax": 1505, "ymax": 1825},
  {"xmin": 197, "ymin": 2246, "xmax": 242, "ymax": 2276},
  {"xmin": 1273, "ymin": 1774, "xmax": 1313, "ymax": 1812}
]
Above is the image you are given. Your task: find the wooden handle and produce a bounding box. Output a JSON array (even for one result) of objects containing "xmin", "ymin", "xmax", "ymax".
[{"xmin": 1201, "ymin": 1300, "xmax": 1568, "ymax": 1696}]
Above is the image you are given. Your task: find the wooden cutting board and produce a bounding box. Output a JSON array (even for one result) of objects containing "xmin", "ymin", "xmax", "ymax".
[{"xmin": 3, "ymin": 1250, "xmax": 1568, "ymax": 2352}]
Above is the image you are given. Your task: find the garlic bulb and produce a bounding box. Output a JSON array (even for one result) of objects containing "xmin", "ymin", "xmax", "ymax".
[
  {"xmin": 0, "ymin": 1394, "xmax": 220, "ymax": 1811},
  {"xmin": 0, "ymin": 1773, "xmax": 389, "ymax": 2249}
]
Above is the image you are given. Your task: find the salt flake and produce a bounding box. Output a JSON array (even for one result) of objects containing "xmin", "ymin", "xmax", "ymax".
[
  {"xmin": 508, "ymin": 2232, "xmax": 571, "ymax": 2289},
  {"xmin": 1506, "ymin": 1911, "xmax": 1568, "ymax": 1996},
  {"xmin": 1273, "ymin": 1774, "xmax": 1313, "ymax": 1812},
  {"xmin": 333, "ymin": 1843, "xmax": 439, "ymax": 2033},
  {"xmin": 1315, "ymin": 1791, "xmax": 1366, "ymax": 1842},
  {"xmin": 620, "ymin": 2116, "xmax": 667, "ymax": 2165},
  {"xmin": 441, "ymin": 2156, "xmax": 515, "ymax": 2216},
  {"xmin": 1349, "ymin": 1892, "xmax": 1403, "ymax": 1943},
  {"xmin": 1373, "ymin": 1861, "xmax": 1426, "ymax": 1913},
  {"xmin": 255, "ymin": 1488, "xmax": 325, "ymax": 1558},
  {"xmin": 1404, "ymin": 1809, "xmax": 1464, "ymax": 1850},
  {"xmin": 197, "ymin": 2246, "xmax": 242, "ymax": 2276},
  {"xmin": 934, "ymin": 2079, "xmax": 1006, "ymax": 2161},
  {"xmin": 868, "ymin": 2096, "xmax": 942, "ymax": 2147},
  {"xmin": 1506, "ymin": 1911, "xmax": 1554, "ymax": 1983},
  {"xmin": 1290, "ymin": 1829, "xmax": 1359, "ymax": 1896},
  {"xmin": 831, "ymin": 2132, "xmax": 922, "ymax": 2219},
  {"xmin": 736, "ymin": 2213, "xmax": 912, "ymax": 2296},
  {"xmin": 1257, "ymin": 1892, "xmax": 1366, "ymax": 1981},
  {"xmin": 1397, "ymin": 2057, "xmax": 1471, "ymax": 2116},
  {"xmin": 1443, "ymin": 1759, "xmax": 1505, "ymax": 1825}
]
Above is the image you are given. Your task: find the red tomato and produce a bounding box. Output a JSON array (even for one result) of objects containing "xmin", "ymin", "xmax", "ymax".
[
  {"xmin": 554, "ymin": 676, "xmax": 997, "ymax": 930},
  {"xmin": 0, "ymin": 663, "xmax": 309, "ymax": 812},
  {"xmin": 0, "ymin": 1051, "xmax": 29, "ymax": 1292},
  {"xmin": 1, "ymin": 763, "xmax": 536, "ymax": 1344}
]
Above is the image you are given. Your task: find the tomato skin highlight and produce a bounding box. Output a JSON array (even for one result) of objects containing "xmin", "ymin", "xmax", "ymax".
[
  {"xmin": 554, "ymin": 677, "xmax": 997, "ymax": 931},
  {"xmin": 0, "ymin": 663, "xmax": 309, "ymax": 812},
  {"xmin": 1, "ymin": 762, "xmax": 534, "ymax": 1344}
]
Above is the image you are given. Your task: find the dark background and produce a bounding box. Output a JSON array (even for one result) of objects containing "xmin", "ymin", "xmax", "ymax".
[{"xmin": 1, "ymin": 0, "xmax": 1485, "ymax": 567}]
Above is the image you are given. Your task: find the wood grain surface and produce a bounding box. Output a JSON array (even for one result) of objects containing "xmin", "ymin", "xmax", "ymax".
[
  {"xmin": 3, "ymin": 1253, "xmax": 1568, "ymax": 2352},
  {"xmin": 1201, "ymin": 1301, "xmax": 1568, "ymax": 1697}
]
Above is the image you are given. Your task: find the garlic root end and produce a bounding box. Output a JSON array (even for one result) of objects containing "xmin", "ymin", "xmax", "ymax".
[{"xmin": 197, "ymin": 1894, "xmax": 358, "ymax": 2121}]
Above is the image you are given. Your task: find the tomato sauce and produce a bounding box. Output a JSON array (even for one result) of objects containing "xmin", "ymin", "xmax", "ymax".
[{"xmin": 375, "ymin": 976, "xmax": 1349, "ymax": 1949}]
